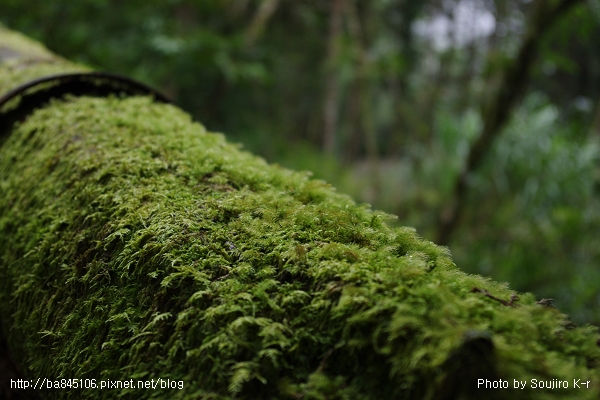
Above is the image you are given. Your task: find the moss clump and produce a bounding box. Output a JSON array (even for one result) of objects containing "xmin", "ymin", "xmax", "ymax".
[{"xmin": 1, "ymin": 28, "xmax": 600, "ymax": 400}]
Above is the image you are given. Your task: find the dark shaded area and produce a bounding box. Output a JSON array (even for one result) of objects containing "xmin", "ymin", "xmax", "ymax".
[
  {"xmin": 435, "ymin": 330, "xmax": 502, "ymax": 400},
  {"xmin": 0, "ymin": 325, "xmax": 39, "ymax": 400}
]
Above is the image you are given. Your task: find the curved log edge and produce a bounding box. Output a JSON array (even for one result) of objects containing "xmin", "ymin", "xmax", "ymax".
[
  {"xmin": 1, "ymin": 24, "xmax": 599, "ymax": 400},
  {"xmin": 0, "ymin": 72, "xmax": 173, "ymax": 140}
]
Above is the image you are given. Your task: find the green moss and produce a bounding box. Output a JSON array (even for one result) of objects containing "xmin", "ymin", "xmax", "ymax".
[{"xmin": 1, "ymin": 28, "xmax": 600, "ymax": 400}]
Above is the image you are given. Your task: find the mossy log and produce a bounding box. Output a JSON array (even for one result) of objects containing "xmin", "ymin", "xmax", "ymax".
[{"xmin": 0, "ymin": 25, "xmax": 599, "ymax": 400}]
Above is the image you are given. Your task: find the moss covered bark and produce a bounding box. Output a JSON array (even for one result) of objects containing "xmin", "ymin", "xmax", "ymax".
[{"xmin": 0, "ymin": 25, "xmax": 599, "ymax": 400}]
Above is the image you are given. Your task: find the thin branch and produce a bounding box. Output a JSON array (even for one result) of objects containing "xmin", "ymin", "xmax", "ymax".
[
  {"xmin": 536, "ymin": 298, "xmax": 556, "ymax": 308},
  {"xmin": 245, "ymin": 0, "xmax": 280, "ymax": 48},
  {"xmin": 471, "ymin": 287, "xmax": 520, "ymax": 307}
]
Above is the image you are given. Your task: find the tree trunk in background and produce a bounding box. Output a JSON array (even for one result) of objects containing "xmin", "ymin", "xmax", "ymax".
[
  {"xmin": 322, "ymin": 0, "xmax": 345, "ymax": 154},
  {"xmin": 388, "ymin": 0, "xmax": 425, "ymax": 154},
  {"xmin": 436, "ymin": 0, "xmax": 585, "ymax": 245},
  {"xmin": 347, "ymin": 1, "xmax": 382, "ymax": 201}
]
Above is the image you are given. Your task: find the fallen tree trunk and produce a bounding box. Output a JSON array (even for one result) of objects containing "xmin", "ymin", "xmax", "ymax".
[{"xmin": 0, "ymin": 25, "xmax": 599, "ymax": 400}]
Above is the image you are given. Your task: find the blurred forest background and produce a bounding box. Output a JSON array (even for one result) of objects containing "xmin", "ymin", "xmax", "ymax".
[{"xmin": 1, "ymin": 0, "xmax": 599, "ymax": 325}]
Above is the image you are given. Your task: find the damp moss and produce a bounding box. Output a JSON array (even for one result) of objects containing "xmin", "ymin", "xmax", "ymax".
[{"xmin": 1, "ymin": 27, "xmax": 600, "ymax": 400}]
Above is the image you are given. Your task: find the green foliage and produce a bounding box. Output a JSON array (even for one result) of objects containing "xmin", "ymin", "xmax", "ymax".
[{"xmin": 455, "ymin": 93, "xmax": 600, "ymax": 324}]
